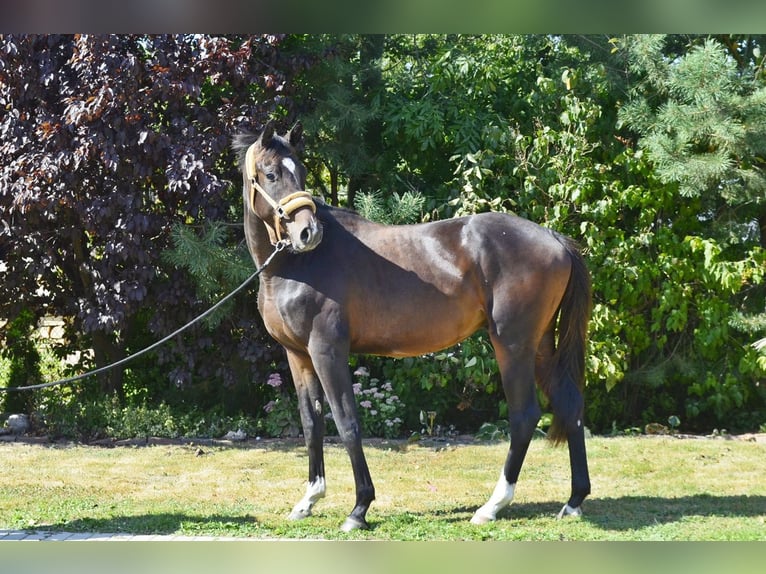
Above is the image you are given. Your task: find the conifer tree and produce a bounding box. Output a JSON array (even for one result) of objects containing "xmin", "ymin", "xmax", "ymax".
[
  {"xmin": 619, "ymin": 35, "xmax": 766, "ymax": 236},
  {"xmin": 618, "ymin": 35, "xmax": 766, "ymax": 422}
]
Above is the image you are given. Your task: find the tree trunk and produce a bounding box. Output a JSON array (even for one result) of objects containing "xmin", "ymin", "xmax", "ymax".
[
  {"xmin": 330, "ymin": 165, "xmax": 339, "ymax": 206},
  {"xmin": 91, "ymin": 330, "xmax": 126, "ymax": 401},
  {"xmin": 348, "ymin": 34, "xmax": 386, "ymax": 209}
]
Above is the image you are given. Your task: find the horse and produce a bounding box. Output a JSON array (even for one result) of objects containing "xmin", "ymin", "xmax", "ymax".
[{"xmin": 233, "ymin": 121, "xmax": 592, "ymax": 532}]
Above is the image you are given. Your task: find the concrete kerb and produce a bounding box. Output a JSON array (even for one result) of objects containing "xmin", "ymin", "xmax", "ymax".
[{"xmin": 0, "ymin": 529, "xmax": 246, "ymax": 541}]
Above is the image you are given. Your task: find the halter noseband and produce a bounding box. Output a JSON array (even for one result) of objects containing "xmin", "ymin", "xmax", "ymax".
[{"xmin": 245, "ymin": 142, "xmax": 316, "ymax": 246}]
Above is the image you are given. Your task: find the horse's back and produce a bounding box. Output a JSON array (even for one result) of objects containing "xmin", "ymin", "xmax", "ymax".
[{"xmin": 317, "ymin": 208, "xmax": 573, "ymax": 357}]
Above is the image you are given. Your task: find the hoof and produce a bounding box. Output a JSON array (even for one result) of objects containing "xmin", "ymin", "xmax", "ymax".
[
  {"xmin": 288, "ymin": 508, "xmax": 311, "ymax": 521},
  {"xmin": 469, "ymin": 511, "xmax": 495, "ymax": 525},
  {"xmin": 340, "ymin": 516, "xmax": 369, "ymax": 532},
  {"xmin": 556, "ymin": 504, "xmax": 583, "ymax": 519}
]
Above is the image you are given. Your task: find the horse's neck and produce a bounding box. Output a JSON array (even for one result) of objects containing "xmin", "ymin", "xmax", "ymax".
[
  {"xmin": 324, "ymin": 204, "xmax": 370, "ymax": 232},
  {"xmin": 244, "ymin": 209, "xmax": 277, "ymax": 269},
  {"xmin": 244, "ymin": 203, "xmax": 364, "ymax": 269}
]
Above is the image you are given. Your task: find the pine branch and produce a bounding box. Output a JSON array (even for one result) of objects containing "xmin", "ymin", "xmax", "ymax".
[{"xmin": 162, "ymin": 222, "xmax": 254, "ymax": 329}]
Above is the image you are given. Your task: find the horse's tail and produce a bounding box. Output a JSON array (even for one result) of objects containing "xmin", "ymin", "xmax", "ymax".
[{"xmin": 544, "ymin": 234, "xmax": 592, "ymax": 445}]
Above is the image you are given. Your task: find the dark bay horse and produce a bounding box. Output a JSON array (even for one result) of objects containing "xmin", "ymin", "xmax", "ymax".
[{"xmin": 233, "ymin": 121, "xmax": 591, "ymax": 531}]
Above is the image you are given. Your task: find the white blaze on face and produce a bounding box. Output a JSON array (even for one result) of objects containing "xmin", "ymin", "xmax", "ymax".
[{"xmin": 282, "ymin": 157, "xmax": 297, "ymax": 179}]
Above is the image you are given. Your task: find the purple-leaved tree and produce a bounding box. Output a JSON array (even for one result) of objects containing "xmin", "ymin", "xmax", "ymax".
[{"xmin": 0, "ymin": 34, "xmax": 307, "ymax": 401}]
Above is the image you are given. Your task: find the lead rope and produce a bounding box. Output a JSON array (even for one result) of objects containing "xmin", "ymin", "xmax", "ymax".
[{"xmin": 0, "ymin": 240, "xmax": 289, "ymax": 393}]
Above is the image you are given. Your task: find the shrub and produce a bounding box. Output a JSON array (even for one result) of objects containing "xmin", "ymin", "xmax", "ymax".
[
  {"xmin": 257, "ymin": 372, "xmax": 302, "ymax": 438},
  {"xmin": 347, "ymin": 367, "xmax": 405, "ymax": 439},
  {"xmin": 0, "ymin": 310, "xmax": 42, "ymax": 414}
]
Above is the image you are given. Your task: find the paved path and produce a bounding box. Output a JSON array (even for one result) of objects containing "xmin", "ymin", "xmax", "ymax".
[{"xmin": 1, "ymin": 529, "xmax": 246, "ymax": 541}]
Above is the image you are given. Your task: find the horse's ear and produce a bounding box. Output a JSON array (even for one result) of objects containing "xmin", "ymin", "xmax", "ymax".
[
  {"xmin": 288, "ymin": 122, "xmax": 303, "ymax": 148},
  {"xmin": 257, "ymin": 120, "xmax": 276, "ymax": 147}
]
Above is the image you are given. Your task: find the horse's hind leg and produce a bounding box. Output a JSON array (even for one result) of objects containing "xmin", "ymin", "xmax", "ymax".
[
  {"xmin": 471, "ymin": 339, "xmax": 540, "ymax": 524},
  {"xmin": 285, "ymin": 350, "xmax": 327, "ymax": 521},
  {"xmin": 557, "ymin": 424, "xmax": 590, "ymax": 518},
  {"xmin": 550, "ymin": 378, "xmax": 590, "ymax": 518},
  {"xmin": 537, "ymin": 325, "xmax": 590, "ymax": 518}
]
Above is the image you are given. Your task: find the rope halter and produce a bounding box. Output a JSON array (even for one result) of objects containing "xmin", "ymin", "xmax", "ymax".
[{"xmin": 245, "ymin": 141, "xmax": 316, "ymax": 246}]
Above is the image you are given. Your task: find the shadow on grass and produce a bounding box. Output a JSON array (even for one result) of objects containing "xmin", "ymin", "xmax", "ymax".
[
  {"xmin": 39, "ymin": 513, "xmax": 259, "ymax": 536},
  {"xmin": 27, "ymin": 494, "xmax": 765, "ymax": 538},
  {"xmin": 489, "ymin": 493, "xmax": 766, "ymax": 531}
]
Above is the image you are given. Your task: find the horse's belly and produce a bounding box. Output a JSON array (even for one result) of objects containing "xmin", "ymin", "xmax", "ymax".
[{"xmin": 350, "ymin": 305, "xmax": 485, "ymax": 358}]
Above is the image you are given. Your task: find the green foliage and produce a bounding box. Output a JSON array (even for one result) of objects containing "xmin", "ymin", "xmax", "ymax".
[
  {"xmin": 619, "ymin": 36, "xmax": 766, "ymax": 205},
  {"xmin": 4, "ymin": 34, "xmax": 766, "ymax": 440},
  {"xmin": 259, "ymin": 395, "xmax": 301, "ymax": 438},
  {"xmin": 38, "ymin": 395, "xmax": 261, "ymax": 442},
  {"xmin": 258, "ymin": 373, "xmax": 301, "ymax": 438},
  {"xmin": 21, "ymin": 343, "xmax": 264, "ymax": 441},
  {"xmin": 474, "ymin": 413, "xmax": 553, "ymax": 442},
  {"xmin": 326, "ymin": 368, "xmax": 405, "ymax": 439},
  {"xmin": 474, "ymin": 420, "xmax": 510, "ymax": 442},
  {"xmin": 354, "ymin": 190, "xmax": 425, "ymax": 224},
  {"xmin": 162, "ymin": 221, "xmax": 255, "ymax": 328},
  {"xmin": 351, "ymin": 333, "xmax": 504, "ymax": 434},
  {"xmin": 284, "ymin": 35, "xmax": 386, "ymax": 206},
  {"xmin": 0, "ymin": 338, "xmax": 281, "ymax": 441},
  {"xmin": 0, "ymin": 310, "xmax": 42, "ymax": 414},
  {"xmin": 612, "ymin": 35, "xmax": 766, "ymax": 430},
  {"xmin": 257, "ymin": 367, "xmax": 407, "ymax": 439}
]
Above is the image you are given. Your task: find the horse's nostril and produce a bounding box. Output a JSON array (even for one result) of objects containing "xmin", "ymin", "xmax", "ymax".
[{"xmin": 291, "ymin": 217, "xmax": 321, "ymax": 252}]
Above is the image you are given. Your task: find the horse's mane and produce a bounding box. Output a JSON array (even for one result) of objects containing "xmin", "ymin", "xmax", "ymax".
[
  {"xmin": 231, "ymin": 132, "xmax": 258, "ymax": 166},
  {"xmin": 316, "ymin": 200, "xmax": 355, "ymax": 217},
  {"xmin": 231, "ymin": 131, "xmax": 294, "ymax": 169}
]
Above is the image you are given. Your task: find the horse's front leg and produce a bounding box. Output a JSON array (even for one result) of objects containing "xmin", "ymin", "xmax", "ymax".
[
  {"xmin": 309, "ymin": 341, "xmax": 375, "ymax": 532},
  {"xmin": 285, "ymin": 350, "xmax": 327, "ymax": 521}
]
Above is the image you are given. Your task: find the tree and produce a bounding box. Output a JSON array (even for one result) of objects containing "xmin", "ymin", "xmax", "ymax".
[
  {"xmin": 290, "ymin": 34, "xmax": 766, "ymax": 431},
  {"xmin": 619, "ymin": 35, "xmax": 766, "ymax": 245},
  {"xmin": 615, "ymin": 35, "xmax": 766, "ymax": 427},
  {"xmin": 280, "ymin": 34, "xmax": 385, "ymax": 207},
  {"xmin": 0, "ymin": 34, "xmax": 301, "ymax": 404}
]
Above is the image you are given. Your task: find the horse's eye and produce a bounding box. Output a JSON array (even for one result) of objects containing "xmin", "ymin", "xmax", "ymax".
[{"xmin": 265, "ymin": 172, "xmax": 277, "ymax": 182}]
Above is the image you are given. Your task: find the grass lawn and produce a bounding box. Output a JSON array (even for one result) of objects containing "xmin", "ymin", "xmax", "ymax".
[{"xmin": 1, "ymin": 434, "xmax": 764, "ymax": 540}]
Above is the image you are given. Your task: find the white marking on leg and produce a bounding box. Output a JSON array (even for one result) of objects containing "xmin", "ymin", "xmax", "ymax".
[
  {"xmin": 288, "ymin": 476, "xmax": 326, "ymax": 520},
  {"xmin": 281, "ymin": 157, "xmax": 296, "ymax": 178},
  {"xmin": 470, "ymin": 471, "xmax": 515, "ymax": 525}
]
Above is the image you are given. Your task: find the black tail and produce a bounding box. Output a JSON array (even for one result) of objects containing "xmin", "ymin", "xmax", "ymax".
[{"xmin": 546, "ymin": 234, "xmax": 592, "ymax": 444}]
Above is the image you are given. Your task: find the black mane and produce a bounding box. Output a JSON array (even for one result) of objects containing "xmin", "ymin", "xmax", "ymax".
[
  {"xmin": 231, "ymin": 131, "xmax": 258, "ymax": 166},
  {"xmin": 232, "ymin": 130, "xmax": 295, "ymax": 170}
]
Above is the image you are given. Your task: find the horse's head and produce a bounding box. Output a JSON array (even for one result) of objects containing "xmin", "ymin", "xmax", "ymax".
[{"xmin": 238, "ymin": 121, "xmax": 323, "ymax": 253}]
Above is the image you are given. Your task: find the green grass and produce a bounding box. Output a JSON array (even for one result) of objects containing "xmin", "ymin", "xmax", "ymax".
[{"xmin": 1, "ymin": 436, "xmax": 764, "ymax": 540}]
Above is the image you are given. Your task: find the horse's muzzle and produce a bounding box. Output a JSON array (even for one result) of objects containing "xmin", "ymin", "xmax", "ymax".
[{"xmin": 288, "ymin": 212, "xmax": 323, "ymax": 253}]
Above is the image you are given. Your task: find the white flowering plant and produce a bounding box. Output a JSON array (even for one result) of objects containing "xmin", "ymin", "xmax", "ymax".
[
  {"xmin": 258, "ymin": 372, "xmax": 301, "ymax": 438},
  {"xmin": 344, "ymin": 367, "xmax": 405, "ymax": 439},
  {"xmin": 259, "ymin": 369, "xmax": 406, "ymax": 439}
]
